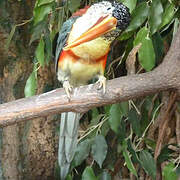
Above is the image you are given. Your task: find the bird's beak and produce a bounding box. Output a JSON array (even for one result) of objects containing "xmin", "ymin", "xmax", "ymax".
[{"xmin": 64, "ymin": 16, "xmax": 117, "ymax": 50}]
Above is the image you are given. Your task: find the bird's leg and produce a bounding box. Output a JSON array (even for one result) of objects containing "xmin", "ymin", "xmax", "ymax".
[
  {"xmin": 63, "ymin": 80, "xmax": 73, "ymax": 99},
  {"xmin": 96, "ymin": 75, "xmax": 106, "ymax": 93},
  {"xmin": 57, "ymin": 68, "xmax": 73, "ymax": 98}
]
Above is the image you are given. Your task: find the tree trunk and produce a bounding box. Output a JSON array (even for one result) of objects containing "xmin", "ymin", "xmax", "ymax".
[{"xmin": 0, "ymin": 1, "xmax": 59, "ymax": 179}]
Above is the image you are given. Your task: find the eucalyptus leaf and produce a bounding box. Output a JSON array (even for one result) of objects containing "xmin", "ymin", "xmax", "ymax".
[
  {"xmin": 118, "ymin": 116, "xmax": 126, "ymax": 142},
  {"xmin": 24, "ymin": 71, "xmax": 37, "ymax": 97},
  {"xmin": 157, "ymin": 144, "xmax": 175, "ymax": 163},
  {"xmin": 82, "ymin": 167, "xmax": 97, "ymax": 180},
  {"xmin": 133, "ymin": 27, "xmax": 149, "ymax": 47},
  {"xmin": 162, "ymin": 162, "xmax": 178, "ymax": 180},
  {"xmin": 149, "ymin": 0, "xmax": 163, "ymax": 34},
  {"xmin": 127, "ymin": 109, "xmax": 141, "ymax": 136},
  {"xmin": 91, "ymin": 108, "xmax": 99, "ymax": 119},
  {"xmin": 73, "ymin": 139, "xmax": 92, "ymax": 167},
  {"xmin": 133, "ymin": 27, "xmax": 155, "ymax": 71},
  {"xmin": 33, "ymin": 4, "xmax": 53, "ymax": 25},
  {"xmin": 122, "ymin": 141, "xmax": 138, "ymax": 177},
  {"xmin": 29, "ymin": 20, "xmax": 47, "ymax": 45},
  {"xmin": 118, "ymin": 31, "xmax": 134, "ymax": 41},
  {"xmin": 119, "ymin": 101, "xmax": 129, "ymax": 117},
  {"xmin": 101, "ymin": 120, "xmax": 110, "ymax": 137},
  {"xmin": 91, "ymin": 135, "xmax": 108, "ymax": 168},
  {"xmin": 127, "ymin": 139, "xmax": 140, "ymax": 164},
  {"xmin": 138, "ymin": 36, "xmax": 155, "ymax": 71},
  {"xmin": 108, "ymin": 104, "xmax": 122, "ymax": 134},
  {"xmin": 66, "ymin": 174, "xmax": 72, "ymax": 180},
  {"xmin": 144, "ymin": 138, "xmax": 156, "ymax": 150},
  {"xmin": 37, "ymin": 0, "xmax": 54, "ymax": 7},
  {"xmin": 44, "ymin": 34, "xmax": 52, "ymax": 63},
  {"xmin": 152, "ymin": 32, "xmax": 164, "ymax": 63},
  {"xmin": 160, "ymin": 2, "xmax": 176, "ymax": 29},
  {"xmin": 68, "ymin": 0, "xmax": 81, "ymax": 13},
  {"xmin": 126, "ymin": 2, "xmax": 149, "ymax": 32},
  {"xmin": 139, "ymin": 150, "xmax": 156, "ymax": 180}
]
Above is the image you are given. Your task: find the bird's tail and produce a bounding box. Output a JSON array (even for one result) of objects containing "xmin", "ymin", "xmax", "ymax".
[{"xmin": 58, "ymin": 112, "xmax": 81, "ymax": 179}]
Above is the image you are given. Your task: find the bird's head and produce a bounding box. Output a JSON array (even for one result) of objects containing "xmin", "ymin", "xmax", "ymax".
[{"xmin": 64, "ymin": 1, "xmax": 130, "ymax": 50}]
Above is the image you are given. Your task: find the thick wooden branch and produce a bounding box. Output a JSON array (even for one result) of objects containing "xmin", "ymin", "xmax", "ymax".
[{"xmin": 0, "ymin": 27, "xmax": 180, "ymax": 127}]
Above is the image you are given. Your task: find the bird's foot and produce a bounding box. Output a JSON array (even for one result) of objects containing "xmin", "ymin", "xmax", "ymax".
[
  {"xmin": 63, "ymin": 80, "xmax": 73, "ymax": 99},
  {"xmin": 96, "ymin": 75, "xmax": 106, "ymax": 94}
]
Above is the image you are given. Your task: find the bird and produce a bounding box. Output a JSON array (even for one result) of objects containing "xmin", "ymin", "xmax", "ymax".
[{"xmin": 55, "ymin": 1, "xmax": 130, "ymax": 179}]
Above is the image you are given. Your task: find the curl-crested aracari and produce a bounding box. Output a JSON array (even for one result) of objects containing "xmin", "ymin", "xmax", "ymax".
[{"xmin": 55, "ymin": 1, "xmax": 130, "ymax": 179}]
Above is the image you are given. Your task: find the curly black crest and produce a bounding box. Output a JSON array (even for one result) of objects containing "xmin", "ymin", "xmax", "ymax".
[{"xmin": 112, "ymin": 1, "xmax": 131, "ymax": 30}]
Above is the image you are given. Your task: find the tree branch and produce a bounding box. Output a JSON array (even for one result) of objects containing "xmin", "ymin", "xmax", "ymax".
[{"xmin": 0, "ymin": 27, "xmax": 180, "ymax": 127}]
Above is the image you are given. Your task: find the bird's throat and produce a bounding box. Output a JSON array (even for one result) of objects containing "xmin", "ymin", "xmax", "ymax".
[{"xmin": 68, "ymin": 37, "xmax": 111, "ymax": 61}]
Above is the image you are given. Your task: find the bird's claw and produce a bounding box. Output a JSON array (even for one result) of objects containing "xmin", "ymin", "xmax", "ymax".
[
  {"xmin": 63, "ymin": 81, "xmax": 73, "ymax": 99},
  {"xmin": 96, "ymin": 75, "xmax": 106, "ymax": 94}
]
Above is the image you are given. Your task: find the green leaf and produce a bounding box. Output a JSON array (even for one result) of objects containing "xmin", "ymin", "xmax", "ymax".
[
  {"xmin": 101, "ymin": 120, "xmax": 110, "ymax": 137},
  {"xmin": 73, "ymin": 139, "xmax": 92, "ymax": 167},
  {"xmin": 29, "ymin": 20, "xmax": 47, "ymax": 45},
  {"xmin": 162, "ymin": 162, "xmax": 178, "ymax": 180},
  {"xmin": 44, "ymin": 34, "xmax": 52, "ymax": 63},
  {"xmin": 122, "ymin": 37, "xmax": 134, "ymax": 62},
  {"xmin": 104, "ymin": 105, "xmax": 111, "ymax": 116},
  {"xmin": 66, "ymin": 174, "xmax": 72, "ymax": 180},
  {"xmin": 160, "ymin": 2, "xmax": 176, "ymax": 29},
  {"xmin": 68, "ymin": 0, "xmax": 81, "ymax": 13},
  {"xmin": 118, "ymin": 31, "xmax": 134, "ymax": 41},
  {"xmin": 134, "ymin": 27, "xmax": 155, "ymax": 71},
  {"xmin": 36, "ymin": 37, "xmax": 45, "ymax": 66},
  {"xmin": 157, "ymin": 144, "xmax": 175, "ymax": 164},
  {"xmin": 108, "ymin": 104, "xmax": 122, "ymax": 134},
  {"xmin": 122, "ymin": 141, "xmax": 138, "ymax": 177},
  {"xmin": 118, "ymin": 117, "xmax": 126, "ymax": 142},
  {"xmin": 82, "ymin": 167, "xmax": 97, "ymax": 180},
  {"xmin": 138, "ymin": 36, "xmax": 155, "ymax": 71},
  {"xmin": 91, "ymin": 135, "xmax": 108, "ymax": 168},
  {"xmin": 91, "ymin": 108, "xmax": 99, "ymax": 119},
  {"xmin": 149, "ymin": 0, "xmax": 163, "ymax": 34},
  {"xmin": 119, "ymin": 101, "xmax": 129, "ymax": 117},
  {"xmin": 33, "ymin": 3, "xmax": 53, "ymax": 25},
  {"xmin": 152, "ymin": 32, "xmax": 164, "ymax": 63},
  {"xmin": 24, "ymin": 71, "xmax": 37, "ymax": 97},
  {"xmin": 127, "ymin": 139, "xmax": 140, "ymax": 164},
  {"xmin": 126, "ymin": 2, "xmax": 149, "ymax": 32},
  {"xmin": 120, "ymin": 0, "xmax": 137, "ymax": 13},
  {"xmin": 127, "ymin": 109, "xmax": 141, "ymax": 136},
  {"xmin": 99, "ymin": 170, "xmax": 111, "ymax": 180},
  {"xmin": 36, "ymin": 0, "xmax": 54, "ymax": 7},
  {"xmin": 144, "ymin": 138, "xmax": 156, "ymax": 150},
  {"xmin": 139, "ymin": 150, "xmax": 156, "ymax": 180},
  {"xmin": 133, "ymin": 27, "xmax": 149, "ymax": 46}
]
